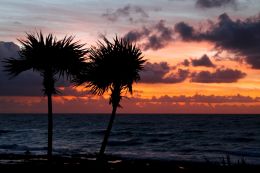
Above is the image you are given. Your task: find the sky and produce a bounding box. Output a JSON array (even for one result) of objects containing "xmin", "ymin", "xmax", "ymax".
[{"xmin": 1, "ymin": 0, "xmax": 260, "ymax": 113}]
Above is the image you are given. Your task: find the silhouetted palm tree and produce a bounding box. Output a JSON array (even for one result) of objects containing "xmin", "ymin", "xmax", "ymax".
[
  {"xmin": 3, "ymin": 32, "xmax": 87, "ymax": 161},
  {"xmin": 74, "ymin": 36, "xmax": 146, "ymax": 157}
]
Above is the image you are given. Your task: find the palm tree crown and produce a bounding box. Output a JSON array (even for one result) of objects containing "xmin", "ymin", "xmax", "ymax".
[
  {"xmin": 3, "ymin": 32, "xmax": 87, "ymax": 94},
  {"xmin": 77, "ymin": 36, "xmax": 146, "ymax": 107}
]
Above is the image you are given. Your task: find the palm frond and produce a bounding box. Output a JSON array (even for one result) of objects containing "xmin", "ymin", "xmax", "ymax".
[
  {"xmin": 17, "ymin": 32, "xmax": 58, "ymax": 72},
  {"xmin": 2, "ymin": 58, "xmax": 32, "ymax": 78},
  {"xmin": 55, "ymin": 35, "xmax": 88, "ymax": 79}
]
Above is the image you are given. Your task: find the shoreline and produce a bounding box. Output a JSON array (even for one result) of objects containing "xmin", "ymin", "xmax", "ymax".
[{"xmin": 0, "ymin": 154, "xmax": 260, "ymax": 172}]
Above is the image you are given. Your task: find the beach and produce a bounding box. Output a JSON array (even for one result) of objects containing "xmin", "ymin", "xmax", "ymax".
[{"xmin": 1, "ymin": 154, "xmax": 260, "ymax": 173}]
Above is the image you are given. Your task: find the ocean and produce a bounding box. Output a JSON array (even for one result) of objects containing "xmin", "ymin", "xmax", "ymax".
[{"xmin": 0, "ymin": 114, "xmax": 260, "ymax": 164}]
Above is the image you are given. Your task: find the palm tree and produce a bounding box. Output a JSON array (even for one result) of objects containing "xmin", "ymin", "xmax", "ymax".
[
  {"xmin": 74, "ymin": 36, "xmax": 146, "ymax": 158},
  {"xmin": 3, "ymin": 32, "xmax": 87, "ymax": 161}
]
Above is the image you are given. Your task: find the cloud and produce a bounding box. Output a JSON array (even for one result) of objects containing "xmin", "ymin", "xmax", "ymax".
[
  {"xmin": 140, "ymin": 61, "xmax": 243, "ymax": 84},
  {"xmin": 0, "ymin": 42, "xmax": 41, "ymax": 96},
  {"xmin": 191, "ymin": 68, "xmax": 246, "ymax": 83},
  {"xmin": 191, "ymin": 54, "xmax": 215, "ymax": 67},
  {"xmin": 175, "ymin": 13, "xmax": 260, "ymax": 69},
  {"xmin": 2, "ymin": 94, "xmax": 260, "ymax": 113},
  {"xmin": 123, "ymin": 27, "xmax": 151, "ymax": 43},
  {"xmin": 140, "ymin": 62, "xmax": 189, "ymax": 83},
  {"xmin": 0, "ymin": 41, "xmax": 70, "ymax": 96},
  {"xmin": 196, "ymin": 0, "xmax": 237, "ymax": 8},
  {"xmin": 174, "ymin": 22, "xmax": 195, "ymax": 41},
  {"xmin": 180, "ymin": 55, "xmax": 215, "ymax": 67},
  {"xmin": 0, "ymin": 41, "xmax": 20, "ymax": 58},
  {"xmin": 102, "ymin": 4, "xmax": 148, "ymax": 23},
  {"xmin": 190, "ymin": 94, "xmax": 257, "ymax": 103},
  {"xmin": 145, "ymin": 94, "xmax": 258, "ymax": 103},
  {"xmin": 124, "ymin": 94, "xmax": 260, "ymax": 113},
  {"xmin": 0, "ymin": 96, "xmax": 111, "ymax": 113},
  {"xmin": 181, "ymin": 59, "xmax": 190, "ymax": 66},
  {"xmin": 124, "ymin": 20, "xmax": 174, "ymax": 50}
]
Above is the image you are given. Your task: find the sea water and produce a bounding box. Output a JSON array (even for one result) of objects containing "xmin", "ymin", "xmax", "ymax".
[{"xmin": 0, "ymin": 114, "xmax": 259, "ymax": 164}]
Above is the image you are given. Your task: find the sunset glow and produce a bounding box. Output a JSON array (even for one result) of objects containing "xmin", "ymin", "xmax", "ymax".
[{"xmin": 1, "ymin": 0, "xmax": 260, "ymax": 113}]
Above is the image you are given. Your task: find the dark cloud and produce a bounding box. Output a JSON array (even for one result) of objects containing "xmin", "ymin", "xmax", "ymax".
[
  {"xmin": 0, "ymin": 41, "xmax": 20, "ymax": 58},
  {"xmin": 124, "ymin": 20, "xmax": 174, "ymax": 50},
  {"xmin": 182, "ymin": 59, "xmax": 190, "ymax": 66},
  {"xmin": 174, "ymin": 22, "xmax": 195, "ymax": 41},
  {"xmin": 124, "ymin": 27, "xmax": 151, "ymax": 43},
  {"xmin": 180, "ymin": 55, "xmax": 215, "ymax": 67},
  {"xmin": 0, "ymin": 42, "xmax": 40, "ymax": 96},
  {"xmin": 191, "ymin": 68, "xmax": 246, "ymax": 83},
  {"xmin": 191, "ymin": 54, "xmax": 215, "ymax": 67},
  {"xmin": 175, "ymin": 13, "xmax": 260, "ymax": 69},
  {"xmin": 0, "ymin": 41, "xmax": 70, "ymax": 96},
  {"xmin": 102, "ymin": 4, "xmax": 148, "ymax": 23},
  {"xmin": 196, "ymin": 0, "xmax": 237, "ymax": 8},
  {"xmin": 140, "ymin": 62, "xmax": 189, "ymax": 83},
  {"xmin": 0, "ymin": 72, "xmax": 43, "ymax": 96},
  {"xmin": 140, "ymin": 61, "xmax": 244, "ymax": 84}
]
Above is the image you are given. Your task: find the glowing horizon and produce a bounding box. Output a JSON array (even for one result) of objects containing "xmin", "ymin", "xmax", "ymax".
[{"xmin": 1, "ymin": 0, "xmax": 260, "ymax": 113}]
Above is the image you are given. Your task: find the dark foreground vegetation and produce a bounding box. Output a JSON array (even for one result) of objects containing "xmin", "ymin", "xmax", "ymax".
[{"xmin": 0, "ymin": 154, "xmax": 259, "ymax": 173}]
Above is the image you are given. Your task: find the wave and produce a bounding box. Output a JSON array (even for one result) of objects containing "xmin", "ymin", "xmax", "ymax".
[
  {"xmin": 0, "ymin": 144, "xmax": 46, "ymax": 152},
  {"xmin": 0, "ymin": 144, "xmax": 31, "ymax": 152},
  {"xmin": 90, "ymin": 129, "xmax": 106, "ymax": 135},
  {"xmin": 226, "ymin": 150, "xmax": 260, "ymax": 158},
  {"xmin": 183, "ymin": 130, "xmax": 206, "ymax": 133},
  {"xmin": 222, "ymin": 137, "xmax": 255, "ymax": 143},
  {"xmin": 147, "ymin": 138, "xmax": 168, "ymax": 143},
  {"xmin": 143, "ymin": 132, "xmax": 174, "ymax": 137},
  {"xmin": 112, "ymin": 131, "xmax": 133, "ymax": 137},
  {"xmin": 179, "ymin": 148, "xmax": 197, "ymax": 153},
  {"xmin": 0, "ymin": 144, "xmax": 22, "ymax": 150},
  {"xmin": 0, "ymin": 130, "xmax": 12, "ymax": 135},
  {"xmin": 108, "ymin": 138, "xmax": 143, "ymax": 146},
  {"xmin": 203, "ymin": 149, "xmax": 260, "ymax": 158}
]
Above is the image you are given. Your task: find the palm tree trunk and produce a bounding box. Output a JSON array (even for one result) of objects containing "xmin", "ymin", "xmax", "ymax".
[
  {"xmin": 99, "ymin": 105, "xmax": 118, "ymax": 158},
  {"xmin": 47, "ymin": 93, "xmax": 53, "ymax": 161}
]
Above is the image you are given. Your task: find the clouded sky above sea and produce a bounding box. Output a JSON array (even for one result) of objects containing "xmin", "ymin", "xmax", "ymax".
[{"xmin": 1, "ymin": 0, "xmax": 260, "ymax": 113}]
